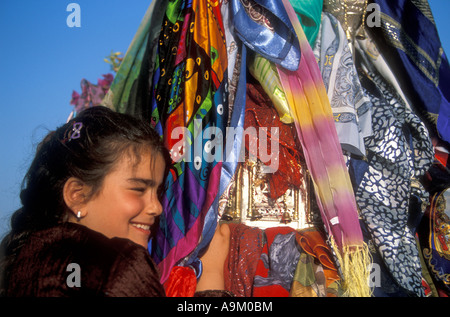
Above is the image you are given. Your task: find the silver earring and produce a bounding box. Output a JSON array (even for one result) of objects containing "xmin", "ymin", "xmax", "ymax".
[{"xmin": 76, "ymin": 211, "xmax": 82, "ymax": 221}]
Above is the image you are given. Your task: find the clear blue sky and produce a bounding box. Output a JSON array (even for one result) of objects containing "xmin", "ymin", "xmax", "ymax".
[{"xmin": 0, "ymin": 0, "xmax": 449, "ymax": 238}]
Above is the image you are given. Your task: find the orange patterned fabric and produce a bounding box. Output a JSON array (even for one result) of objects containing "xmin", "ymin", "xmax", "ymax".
[{"xmin": 295, "ymin": 228, "xmax": 340, "ymax": 287}]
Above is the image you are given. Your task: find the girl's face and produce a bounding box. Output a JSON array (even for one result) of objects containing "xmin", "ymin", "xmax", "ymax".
[{"xmin": 79, "ymin": 151, "xmax": 166, "ymax": 248}]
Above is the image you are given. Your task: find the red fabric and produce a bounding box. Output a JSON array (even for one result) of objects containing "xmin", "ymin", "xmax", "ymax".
[
  {"xmin": 433, "ymin": 137, "xmax": 449, "ymax": 169},
  {"xmin": 422, "ymin": 278, "xmax": 432, "ymax": 297},
  {"xmin": 224, "ymin": 223, "xmax": 264, "ymax": 297},
  {"xmin": 164, "ymin": 266, "xmax": 197, "ymax": 297},
  {"xmin": 253, "ymin": 227, "xmax": 296, "ymax": 297},
  {"xmin": 244, "ymin": 82, "xmax": 304, "ymax": 200}
]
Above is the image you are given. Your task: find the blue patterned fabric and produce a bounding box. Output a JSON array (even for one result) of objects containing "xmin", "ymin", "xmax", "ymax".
[
  {"xmin": 350, "ymin": 69, "xmax": 434, "ymax": 296},
  {"xmin": 372, "ymin": 0, "xmax": 450, "ymax": 145},
  {"xmin": 232, "ymin": 0, "xmax": 300, "ymax": 70},
  {"xmin": 313, "ymin": 12, "xmax": 372, "ymax": 158}
]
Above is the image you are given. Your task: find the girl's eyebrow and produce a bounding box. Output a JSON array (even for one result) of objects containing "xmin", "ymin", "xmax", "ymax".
[{"xmin": 127, "ymin": 178, "xmax": 157, "ymax": 187}]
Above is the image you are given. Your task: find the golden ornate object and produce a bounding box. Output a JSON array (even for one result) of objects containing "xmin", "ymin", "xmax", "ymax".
[
  {"xmin": 323, "ymin": 0, "xmax": 368, "ymax": 54},
  {"xmin": 220, "ymin": 159, "xmax": 313, "ymax": 230}
]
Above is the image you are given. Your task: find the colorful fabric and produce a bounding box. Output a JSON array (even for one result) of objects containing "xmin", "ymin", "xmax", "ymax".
[
  {"xmin": 295, "ymin": 228, "xmax": 340, "ymax": 284},
  {"xmin": 433, "ymin": 137, "xmax": 450, "ymax": 171},
  {"xmin": 290, "ymin": 252, "xmax": 339, "ymax": 297},
  {"xmin": 371, "ymin": 0, "xmax": 450, "ymax": 146},
  {"xmin": 232, "ymin": 0, "xmax": 300, "ymax": 71},
  {"xmin": 223, "ymin": 224, "xmax": 341, "ymax": 297},
  {"xmin": 179, "ymin": 2, "xmax": 250, "ymax": 273},
  {"xmin": 248, "ymin": 54, "xmax": 293, "ymax": 124},
  {"xmin": 224, "ymin": 223, "xmax": 264, "ymax": 297},
  {"xmin": 164, "ymin": 266, "xmax": 197, "ymax": 297},
  {"xmin": 251, "ymin": 226, "xmax": 341, "ymax": 297},
  {"xmin": 244, "ymin": 80, "xmax": 304, "ymax": 200},
  {"xmin": 150, "ymin": 0, "xmax": 229, "ymax": 283},
  {"xmin": 349, "ymin": 68, "xmax": 434, "ymax": 296},
  {"xmin": 246, "ymin": 0, "xmax": 325, "ymax": 123},
  {"xmin": 417, "ymin": 190, "xmax": 450, "ymax": 295},
  {"xmin": 289, "ymin": 0, "xmax": 323, "ymax": 47},
  {"xmin": 253, "ymin": 227, "xmax": 301, "ymax": 297},
  {"xmin": 275, "ymin": 0, "xmax": 364, "ymax": 252},
  {"xmin": 103, "ymin": 0, "xmax": 167, "ymax": 119},
  {"xmin": 291, "ymin": 228, "xmax": 341, "ymax": 297},
  {"xmin": 312, "ymin": 12, "xmax": 372, "ymax": 158}
]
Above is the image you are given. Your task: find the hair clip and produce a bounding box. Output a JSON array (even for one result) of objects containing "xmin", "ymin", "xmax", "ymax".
[{"xmin": 68, "ymin": 122, "xmax": 83, "ymax": 141}]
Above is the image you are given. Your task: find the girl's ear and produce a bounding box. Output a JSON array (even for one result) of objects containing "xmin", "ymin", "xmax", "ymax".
[{"xmin": 63, "ymin": 177, "xmax": 90, "ymax": 219}]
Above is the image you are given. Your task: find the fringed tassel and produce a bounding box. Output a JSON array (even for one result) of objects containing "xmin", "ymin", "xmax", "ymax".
[{"xmin": 329, "ymin": 236, "xmax": 373, "ymax": 297}]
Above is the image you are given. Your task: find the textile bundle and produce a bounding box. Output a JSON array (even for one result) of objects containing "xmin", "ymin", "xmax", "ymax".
[
  {"xmin": 99, "ymin": 0, "xmax": 450, "ymax": 297},
  {"xmin": 224, "ymin": 224, "xmax": 341, "ymax": 297}
]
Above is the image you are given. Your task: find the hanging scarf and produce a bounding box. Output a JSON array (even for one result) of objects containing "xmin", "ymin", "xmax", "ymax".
[
  {"xmin": 177, "ymin": 1, "xmax": 250, "ymax": 274},
  {"xmin": 150, "ymin": 0, "xmax": 229, "ymax": 283},
  {"xmin": 289, "ymin": 0, "xmax": 323, "ymax": 47},
  {"xmin": 349, "ymin": 67, "xmax": 434, "ymax": 296},
  {"xmin": 312, "ymin": 12, "xmax": 372, "ymax": 158},
  {"xmin": 232, "ymin": 0, "xmax": 301, "ymax": 71},
  {"xmin": 370, "ymin": 0, "xmax": 450, "ymax": 147},
  {"xmin": 103, "ymin": 0, "xmax": 167, "ymax": 119},
  {"xmin": 272, "ymin": 0, "xmax": 371, "ymax": 296}
]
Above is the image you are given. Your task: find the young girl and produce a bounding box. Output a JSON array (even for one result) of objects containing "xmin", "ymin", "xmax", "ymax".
[{"xmin": 0, "ymin": 106, "xmax": 171, "ymax": 296}]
